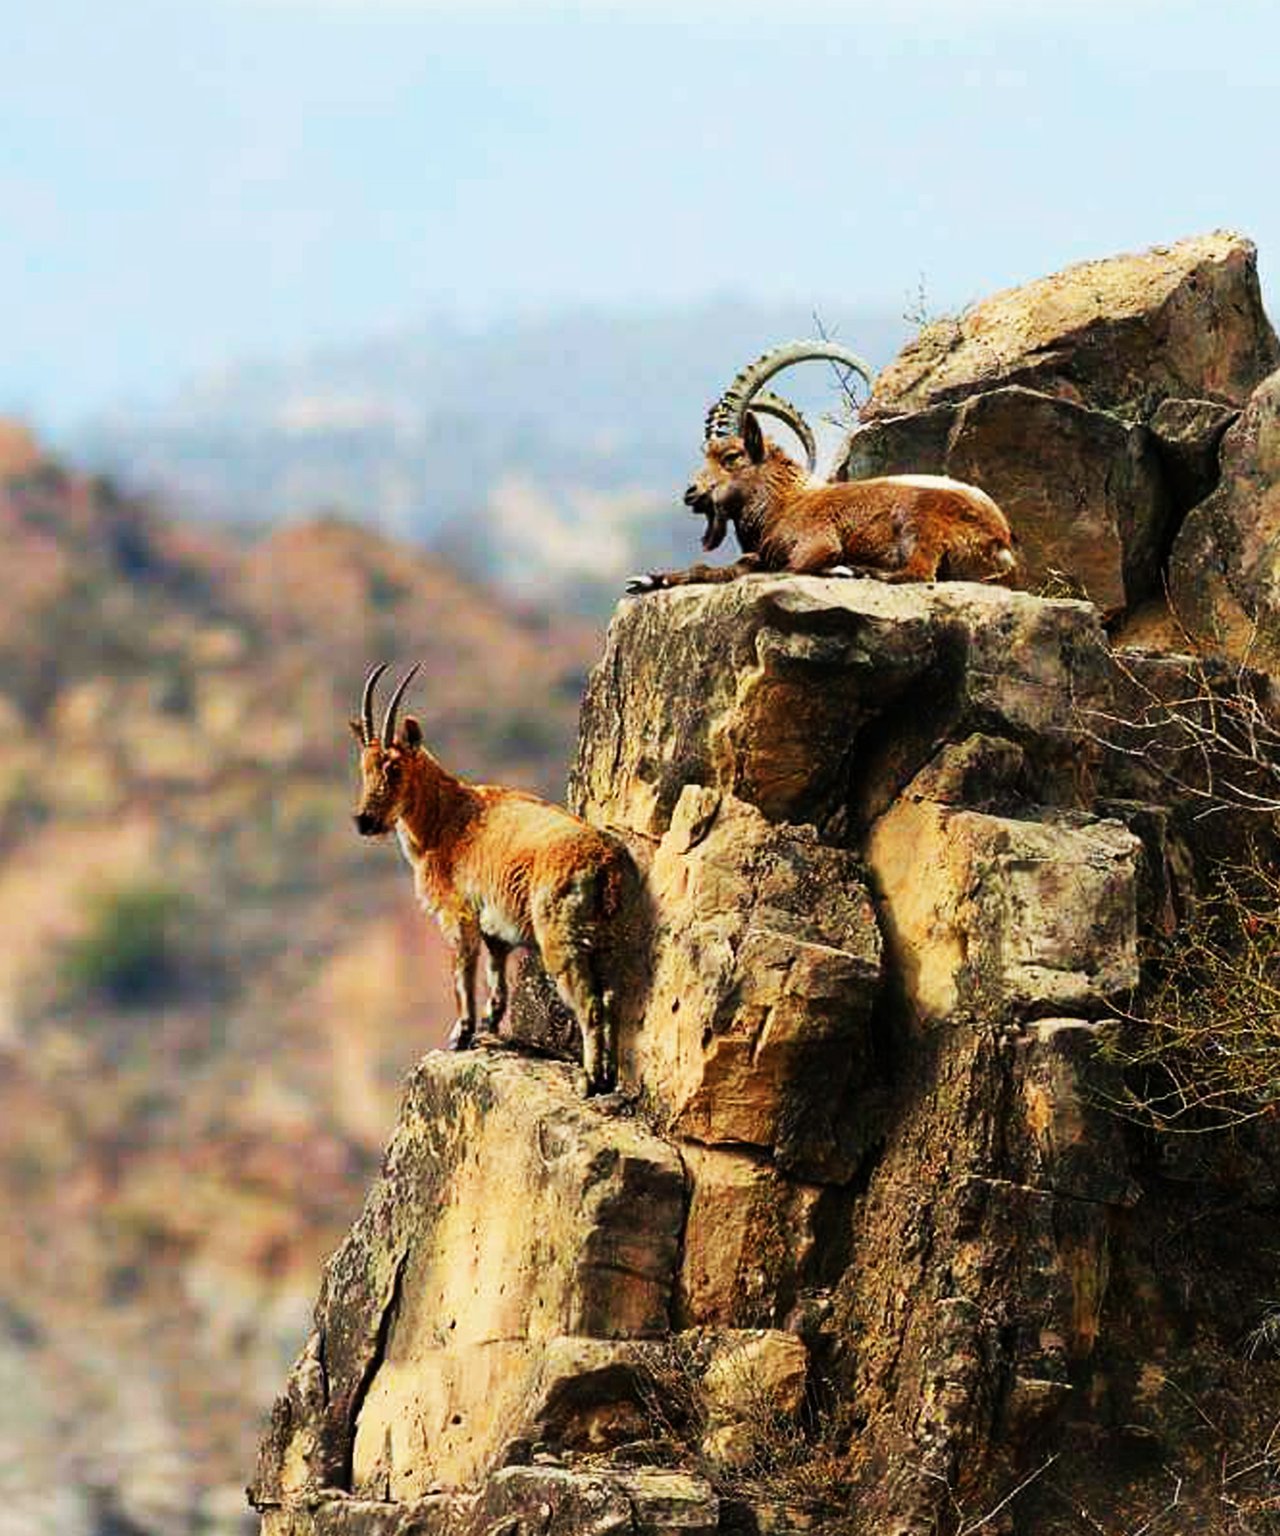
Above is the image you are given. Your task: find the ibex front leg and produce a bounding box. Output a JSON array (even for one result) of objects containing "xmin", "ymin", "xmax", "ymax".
[
  {"xmin": 625, "ymin": 553, "xmax": 762, "ymax": 593},
  {"xmin": 480, "ymin": 935, "xmax": 512, "ymax": 1034},
  {"xmin": 445, "ymin": 918, "xmax": 480, "ymax": 1051}
]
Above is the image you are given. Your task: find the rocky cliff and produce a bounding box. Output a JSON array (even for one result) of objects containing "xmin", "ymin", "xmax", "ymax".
[{"xmin": 251, "ymin": 237, "xmax": 1280, "ymax": 1535}]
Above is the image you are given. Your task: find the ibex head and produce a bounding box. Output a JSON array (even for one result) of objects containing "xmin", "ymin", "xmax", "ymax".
[
  {"xmin": 689, "ymin": 340, "xmax": 875, "ymax": 547},
  {"xmin": 684, "ymin": 413, "xmax": 779, "ymax": 550},
  {"xmin": 351, "ymin": 662, "xmax": 423, "ymax": 836}
]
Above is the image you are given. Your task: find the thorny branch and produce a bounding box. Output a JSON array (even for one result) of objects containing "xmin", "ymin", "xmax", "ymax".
[
  {"xmin": 1083, "ymin": 622, "xmax": 1280, "ymax": 1130},
  {"xmin": 1080, "ymin": 630, "xmax": 1280, "ymax": 820}
]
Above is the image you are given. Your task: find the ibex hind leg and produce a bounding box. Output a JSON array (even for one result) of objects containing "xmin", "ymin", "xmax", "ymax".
[
  {"xmin": 535, "ymin": 883, "xmax": 613, "ymax": 1097},
  {"xmin": 544, "ymin": 948, "xmax": 610, "ymax": 1098}
]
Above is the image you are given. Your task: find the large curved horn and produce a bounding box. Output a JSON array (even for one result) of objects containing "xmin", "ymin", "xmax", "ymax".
[
  {"xmin": 704, "ymin": 339, "xmax": 875, "ymax": 449},
  {"xmin": 381, "ymin": 662, "xmax": 421, "ymax": 747},
  {"xmin": 361, "ymin": 662, "xmax": 390, "ymax": 743},
  {"xmin": 748, "ymin": 390, "xmax": 818, "ymax": 474}
]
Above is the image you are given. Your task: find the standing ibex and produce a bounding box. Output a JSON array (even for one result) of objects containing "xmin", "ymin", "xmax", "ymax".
[
  {"xmin": 628, "ymin": 341, "xmax": 1016, "ymax": 592},
  {"xmin": 351, "ymin": 664, "xmax": 633, "ymax": 1096}
]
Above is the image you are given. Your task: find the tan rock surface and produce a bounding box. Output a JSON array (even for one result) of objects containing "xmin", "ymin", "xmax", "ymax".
[
  {"xmin": 259, "ymin": 1467, "xmax": 719, "ymax": 1536},
  {"xmin": 864, "ymin": 231, "xmax": 1277, "ymax": 422},
  {"xmin": 868, "ymin": 786, "xmax": 1140, "ymax": 1023},
  {"xmin": 702, "ymin": 1330, "xmax": 808, "ymax": 1420},
  {"xmin": 1169, "ymin": 366, "xmax": 1280, "ymax": 668},
  {"xmin": 252, "ymin": 1053, "xmax": 684, "ymax": 1504},
  {"xmin": 628, "ymin": 790, "xmax": 882, "ymax": 1180},
  {"xmin": 572, "ymin": 577, "xmax": 1114, "ymax": 843},
  {"xmin": 677, "ymin": 1145, "xmax": 823, "ymax": 1328}
]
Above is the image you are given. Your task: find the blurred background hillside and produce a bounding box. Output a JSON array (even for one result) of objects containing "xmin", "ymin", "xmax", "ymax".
[{"xmin": 4, "ymin": 0, "xmax": 1280, "ymax": 1532}]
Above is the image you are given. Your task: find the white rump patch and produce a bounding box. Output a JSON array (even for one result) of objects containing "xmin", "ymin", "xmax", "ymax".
[{"xmin": 883, "ymin": 473, "xmax": 976, "ymax": 491}]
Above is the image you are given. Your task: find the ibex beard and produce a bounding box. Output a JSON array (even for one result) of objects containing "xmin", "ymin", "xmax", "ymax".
[{"xmin": 351, "ymin": 663, "xmax": 634, "ymax": 1097}]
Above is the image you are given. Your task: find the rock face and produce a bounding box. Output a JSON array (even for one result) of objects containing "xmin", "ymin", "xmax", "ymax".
[
  {"xmin": 634, "ymin": 790, "xmax": 882, "ymax": 1182},
  {"xmin": 251, "ymin": 1054, "xmax": 683, "ymax": 1505},
  {"xmin": 863, "ymin": 231, "xmax": 1277, "ymax": 422},
  {"xmin": 869, "ymin": 790, "xmax": 1140, "ymax": 1023},
  {"xmin": 569, "ymin": 576, "xmax": 1114, "ymax": 839},
  {"xmin": 1169, "ymin": 366, "xmax": 1280, "ymax": 667},
  {"xmin": 254, "ymin": 563, "xmax": 1280, "ymax": 1536},
  {"xmin": 842, "ymin": 233, "xmax": 1279, "ymax": 625}
]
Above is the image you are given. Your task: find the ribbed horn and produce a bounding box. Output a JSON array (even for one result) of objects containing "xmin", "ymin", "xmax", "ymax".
[
  {"xmin": 361, "ymin": 662, "xmax": 389, "ymax": 743},
  {"xmin": 704, "ymin": 339, "xmax": 875, "ymax": 451},
  {"xmin": 748, "ymin": 390, "xmax": 818, "ymax": 474},
  {"xmin": 381, "ymin": 663, "xmax": 421, "ymax": 747}
]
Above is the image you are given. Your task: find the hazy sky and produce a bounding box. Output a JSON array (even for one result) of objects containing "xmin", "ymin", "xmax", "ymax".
[{"xmin": 7, "ymin": 0, "xmax": 1279, "ymax": 426}]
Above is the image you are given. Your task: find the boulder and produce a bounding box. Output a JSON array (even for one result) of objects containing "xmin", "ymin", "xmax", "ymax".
[
  {"xmin": 863, "ymin": 231, "xmax": 1278, "ymax": 423},
  {"xmin": 701, "ymin": 1330, "xmax": 808, "ymax": 1421},
  {"xmin": 843, "ymin": 386, "xmax": 1170, "ymax": 612},
  {"xmin": 867, "ymin": 745, "xmax": 1141, "ymax": 1024},
  {"xmin": 250, "ymin": 1054, "xmax": 684, "ymax": 1504},
  {"xmin": 1148, "ymin": 396, "xmax": 1239, "ymax": 514},
  {"xmin": 677, "ymin": 1145, "xmax": 824, "ymax": 1328},
  {"xmin": 571, "ymin": 577, "xmax": 1114, "ymax": 841},
  {"xmin": 698, "ymin": 1330, "xmax": 810, "ymax": 1472},
  {"xmin": 628, "ymin": 790, "xmax": 882, "ymax": 1181},
  {"xmin": 1168, "ymin": 366, "xmax": 1280, "ymax": 670}
]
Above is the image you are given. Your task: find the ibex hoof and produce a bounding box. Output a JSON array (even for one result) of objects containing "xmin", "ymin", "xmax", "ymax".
[
  {"xmin": 624, "ymin": 573, "xmax": 662, "ymax": 595},
  {"xmin": 576, "ymin": 1069, "xmax": 593, "ymax": 1098},
  {"xmin": 446, "ymin": 1020, "xmax": 476, "ymax": 1051}
]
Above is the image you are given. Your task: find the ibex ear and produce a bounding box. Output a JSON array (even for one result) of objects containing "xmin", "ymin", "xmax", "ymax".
[
  {"xmin": 349, "ymin": 719, "xmax": 366, "ymax": 745},
  {"xmin": 402, "ymin": 716, "xmax": 423, "ymax": 749},
  {"xmin": 743, "ymin": 412, "xmax": 765, "ymax": 464}
]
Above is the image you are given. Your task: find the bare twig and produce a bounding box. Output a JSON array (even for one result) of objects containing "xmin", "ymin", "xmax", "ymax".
[
  {"xmin": 1081, "ymin": 628, "xmax": 1280, "ymax": 819},
  {"xmin": 812, "ymin": 310, "xmax": 867, "ymax": 422},
  {"xmin": 956, "ymin": 1452, "xmax": 1060, "ymax": 1535}
]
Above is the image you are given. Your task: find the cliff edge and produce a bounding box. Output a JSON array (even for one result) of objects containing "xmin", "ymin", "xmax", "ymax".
[{"xmin": 251, "ymin": 235, "xmax": 1280, "ymax": 1535}]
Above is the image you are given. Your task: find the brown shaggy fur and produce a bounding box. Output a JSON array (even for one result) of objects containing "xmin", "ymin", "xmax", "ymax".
[
  {"xmin": 634, "ymin": 413, "xmax": 1016, "ymax": 590},
  {"xmin": 351, "ymin": 713, "xmax": 632, "ymax": 1095}
]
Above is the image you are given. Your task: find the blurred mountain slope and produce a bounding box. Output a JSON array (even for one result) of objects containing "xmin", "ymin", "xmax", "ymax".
[
  {"xmin": 0, "ymin": 435, "xmax": 597, "ymax": 1535},
  {"xmin": 77, "ymin": 302, "xmax": 907, "ymax": 612}
]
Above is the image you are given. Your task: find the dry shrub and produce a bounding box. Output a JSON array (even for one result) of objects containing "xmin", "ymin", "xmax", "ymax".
[
  {"xmin": 1088, "ymin": 641, "xmax": 1280, "ymax": 818},
  {"xmin": 1101, "ymin": 850, "xmax": 1280, "ymax": 1131},
  {"xmin": 633, "ymin": 1333, "xmax": 850, "ymax": 1514}
]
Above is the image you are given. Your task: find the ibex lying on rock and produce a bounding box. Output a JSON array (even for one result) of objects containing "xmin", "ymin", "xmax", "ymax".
[
  {"xmin": 351, "ymin": 664, "xmax": 633, "ymax": 1096},
  {"xmin": 628, "ymin": 341, "xmax": 1016, "ymax": 591}
]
